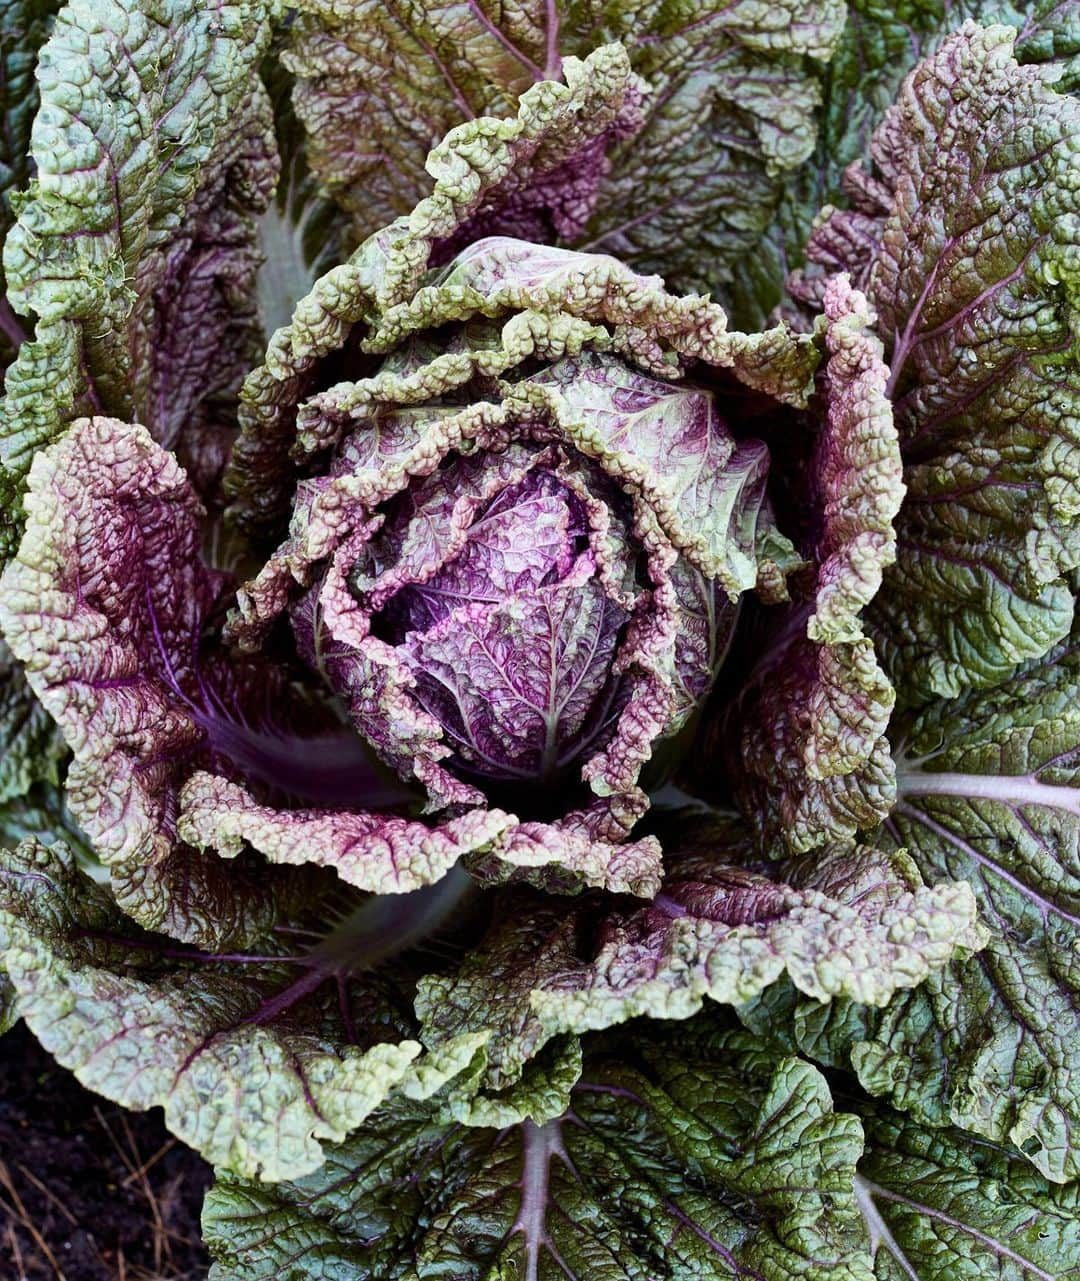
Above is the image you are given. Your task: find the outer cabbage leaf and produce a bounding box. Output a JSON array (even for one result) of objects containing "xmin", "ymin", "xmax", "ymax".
[
  {"xmin": 866, "ymin": 615, "xmax": 1080, "ymax": 1184},
  {"xmin": 0, "ymin": 637, "xmax": 65, "ymax": 807},
  {"xmin": 0, "ymin": 0, "xmax": 62, "ymax": 551},
  {"xmin": 707, "ymin": 274, "xmax": 904, "ymax": 851},
  {"xmin": 856, "ymin": 1103, "xmax": 1080, "ymax": 1280},
  {"xmin": 284, "ymin": 0, "xmax": 845, "ymax": 301},
  {"xmin": 727, "ymin": 0, "xmax": 1080, "ymax": 328},
  {"xmin": 0, "ymin": 0, "xmax": 59, "ymax": 365},
  {"xmin": 415, "ymin": 811, "xmax": 982, "ymax": 1096},
  {"xmin": 0, "ymin": 837, "xmax": 487, "ymax": 1180},
  {"xmin": 757, "ymin": 612, "xmax": 1080, "ymax": 1185},
  {"xmin": 288, "ymin": 24, "xmax": 645, "ymax": 254},
  {"xmin": 794, "ymin": 24, "xmax": 1080, "ymax": 705},
  {"xmin": 0, "ymin": 0, "xmax": 278, "ymax": 556},
  {"xmin": 204, "ymin": 1019, "xmax": 875, "ymax": 1281},
  {"xmin": 817, "ymin": 0, "xmax": 1080, "ymax": 211},
  {"xmin": 0, "ymin": 416, "xmax": 320, "ymax": 946}
]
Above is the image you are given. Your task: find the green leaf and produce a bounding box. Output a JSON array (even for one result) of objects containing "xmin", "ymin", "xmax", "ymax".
[
  {"xmin": 0, "ymin": 838, "xmax": 487, "ymax": 1180},
  {"xmin": 416, "ymin": 813, "xmax": 982, "ymax": 1096},
  {"xmin": 765, "ymin": 612, "xmax": 1080, "ymax": 1185},
  {"xmin": 0, "ymin": 0, "xmax": 278, "ymax": 552},
  {"xmin": 790, "ymin": 24, "xmax": 1080, "ymax": 705},
  {"xmin": 0, "ymin": 637, "xmax": 65, "ymax": 806},
  {"xmin": 867, "ymin": 616, "xmax": 1080, "ymax": 1183},
  {"xmin": 856, "ymin": 1103, "xmax": 1080, "ymax": 1280},
  {"xmin": 727, "ymin": 0, "xmax": 1080, "ymax": 329},
  {"xmin": 283, "ymin": 0, "xmax": 846, "ymax": 303},
  {"xmin": 0, "ymin": 0, "xmax": 59, "ymax": 365},
  {"xmin": 203, "ymin": 1019, "xmax": 874, "ymax": 1280},
  {"xmin": 868, "ymin": 25, "xmax": 1080, "ymax": 705},
  {"xmin": 0, "ymin": 0, "xmax": 62, "ymax": 560},
  {"xmin": 816, "ymin": 0, "xmax": 1079, "ymax": 219}
]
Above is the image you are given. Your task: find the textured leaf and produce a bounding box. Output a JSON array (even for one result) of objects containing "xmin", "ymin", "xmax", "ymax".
[
  {"xmin": 856, "ymin": 1103, "xmax": 1080, "ymax": 1280},
  {"xmin": 727, "ymin": 0, "xmax": 1080, "ymax": 329},
  {"xmin": 0, "ymin": 0, "xmax": 62, "ymax": 558},
  {"xmin": 771, "ymin": 614, "xmax": 1080, "ymax": 1184},
  {"xmin": 416, "ymin": 812, "xmax": 982, "ymax": 1094},
  {"xmin": 179, "ymin": 772, "xmax": 659, "ymax": 900},
  {"xmin": 288, "ymin": 17, "xmax": 645, "ymax": 250},
  {"xmin": 0, "ymin": 0, "xmax": 59, "ymax": 364},
  {"xmin": 815, "ymin": 0, "xmax": 1080, "ymax": 220},
  {"xmin": 0, "ymin": 0, "xmax": 278, "ymax": 553},
  {"xmin": 0, "ymin": 838, "xmax": 486, "ymax": 1180},
  {"xmin": 204, "ymin": 1019, "xmax": 874, "ymax": 1280},
  {"xmin": 227, "ymin": 220, "xmax": 816, "ymax": 542},
  {"xmin": 284, "ymin": 0, "xmax": 846, "ymax": 301},
  {"xmin": 580, "ymin": 0, "xmax": 845, "ymax": 299},
  {"xmin": 794, "ymin": 24, "xmax": 1080, "ymax": 705},
  {"xmin": 714, "ymin": 275, "xmax": 904, "ymax": 851},
  {"xmin": 868, "ymin": 618, "xmax": 1080, "ymax": 1183},
  {"xmin": 0, "ymin": 637, "xmax": 65, "ymax": 806},
  {"xmin": 527, "ymin": 353, "xmax": 775, "ymax": 594},
  {"xmin": 0, "ymin": 417, "xmax": 322, "ymax": 945}
]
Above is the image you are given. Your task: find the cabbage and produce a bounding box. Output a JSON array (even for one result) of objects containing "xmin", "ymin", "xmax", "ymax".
[{"xmin": 0, "ymin": 1, "xmax": 1078, "ymax": 1274}]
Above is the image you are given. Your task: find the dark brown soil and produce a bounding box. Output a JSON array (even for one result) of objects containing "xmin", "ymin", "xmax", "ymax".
[{"xmin": 0, "ymin": 1023, "xmax": 211, "ymax": 1280}]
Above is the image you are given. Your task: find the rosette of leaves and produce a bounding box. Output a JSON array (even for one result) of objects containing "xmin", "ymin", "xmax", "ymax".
[{"xmin": 0, "ymin": 5, "xmax": 987, "ymax": 1185}]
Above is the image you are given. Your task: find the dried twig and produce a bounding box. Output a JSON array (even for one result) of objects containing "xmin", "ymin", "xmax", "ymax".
[
  {"xmin": 94, "ymin": 1105, "xmax": 174, "ymax": 1275},
  {"xmin": 14, "ymin": 1162, "xmax": 79, "ymax": 1229},
  {"xmin": 0, "ymin": 1160, "xmax": 68, "ymax": 1281}
]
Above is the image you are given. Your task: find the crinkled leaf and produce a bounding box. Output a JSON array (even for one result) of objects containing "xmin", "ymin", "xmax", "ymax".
[
  {"xmin": 580, "ymin": 0, "xmax": 846, "ymax": 299},
  {"xmin": 284, "ymin": 0, "xmax": 845, "ymax": 301},
  {"xmin": 3, "ymin": 416, "xmax": 646, "ymax": 944},
  {"xmin": 783, "ymin": 613, "xmax": 1080, "ymax": 1184},
  {"xmin": 204, "ymin": 1018, "xmax": 874, "ymax": 1281},
  {"xmin": 718, "ymin": 275, "xmax": 904, "ymax": 851},
  {"xmin": 0, "ymin": 781, "xmax": 95, "ymax": 869},
  {"xmin": 287, "ymin": 20, "xmax": 645, "ymax": 252},
  {"xmin": 0, "ymin": 0, "xmax": 59, "ymax": 363},
  {"xmin": 856, "ymin": 1103, "xmax": 1080, "ymax": 1280},
  {"xmin": 0, "ymin": 838, "xmax": 486, "ymax": 1180},
  {"xmin": 403, "ymin": 582, "xmax": 627, "ymax": 783},
  {"xmin": 796, "ymin": 25, "xmax": 1080, "ymax": 705},
  {"xmin": 416, "ymin": 811, "xmax": 981, "ymax": 1094},
  {"xmin": 0, "ymin": 0, "xmax": 278, "ymax": 552},
  {"xmin": 727, "ymin": 0, "xmax": 1080, "ymax": 329},
  {"xmin": 527, "ymin": 354, "xmax": 774, "ymax": 593},
  {"xmin": 0, "ymin": 0, "xmax": 62, "ymax": 558},
  {"xmin": 0, "ymin": 636, "xmax": 65, "ymax": 805},
  {"xmin": 0, "ymin": 417, "xmax": 312, "ymax": 946}
]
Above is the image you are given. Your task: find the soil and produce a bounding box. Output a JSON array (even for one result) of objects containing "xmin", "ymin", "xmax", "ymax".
[{"xmin": 0, "ymin": 1023, "xmax": 211, "ymax": 1280}]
